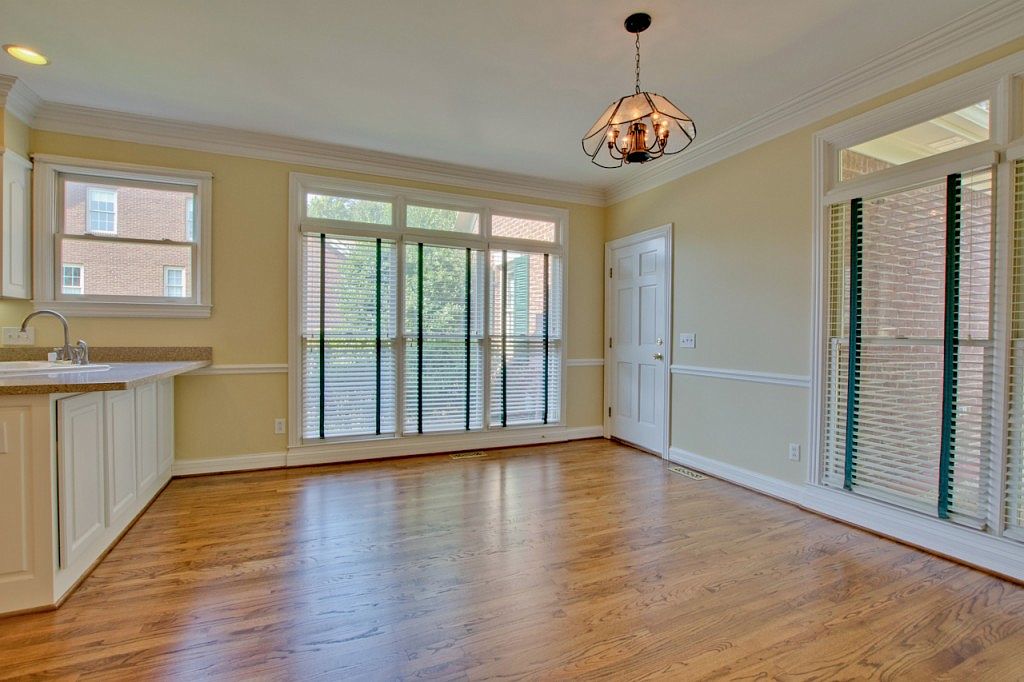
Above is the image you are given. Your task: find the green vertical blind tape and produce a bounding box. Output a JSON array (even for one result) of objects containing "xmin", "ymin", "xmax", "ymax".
[
  {"xmin": 939, "ymin": 173, "xmax": 962, "ymax": 519},
  {"xmin": 318, "ymin": 233, "xmax": 326, "ymax": 440},
  {"xmin": 543, "ymin": 253, "xmax": 550, "ymax": 424},
  {"xmin": 844, "ymin": 197, "xmax": 863, "ymax": 491},
  {"xmin": 465, "ymin": 247, "xmax": 472, "ymax": 431},
  {"xmin": 501, "ymin": 249, "xmax": 508, "ymax": 427},
  {"xmin": 417, "ymin": 242, "xmax": 424, "ymax": 434},
  {"xmin": 375, "ymin": 238, "xmax": 382, "ymax": 435}
]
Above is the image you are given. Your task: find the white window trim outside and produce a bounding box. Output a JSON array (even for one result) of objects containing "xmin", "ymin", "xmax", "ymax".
[
  {"xmin": 61, "ymin": 263, "xmax": 83, "ymax": 295},
  {"xmin": 287, "ymin": 172, "xmax": 569, "ymax": 456},
  {"xmin": 809, "ymin": 52, "xmax": 1024, "ymax": 549},
  {"xmin": 163, "ymin": 265, "xmax": 186, "ymax": 298},
  {"xmin": 85, "ymin": 186, "xmax": 117, "ymax": 235},
  {"xmin": 32, "ymin": 154, "xmax": 213, "ymax": 318}
]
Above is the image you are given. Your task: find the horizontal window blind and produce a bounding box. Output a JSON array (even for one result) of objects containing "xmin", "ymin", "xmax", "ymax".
[
  {"xmin": 490, "ymin": 251, "xmax": 562, "ymax": 426},
  {"xmin": 403, "ymin": 243, "xmax": 485, "ymax": 433},
  {"xmin": 824, "ymin": 167, "xmax": 993, "ymax": 525},
  {"xmin": 1008, "ymin": 159, "xmax": 1024, "ymax": 537},
  {"xmin": 301, "ymin": 233, "xmax": 397, "ymax": 439}
]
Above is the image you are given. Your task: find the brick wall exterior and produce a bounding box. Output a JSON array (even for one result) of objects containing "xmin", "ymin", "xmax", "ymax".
[{"xmin": 62, "ymin": 181, "xmax": 192, "ymax": 297}]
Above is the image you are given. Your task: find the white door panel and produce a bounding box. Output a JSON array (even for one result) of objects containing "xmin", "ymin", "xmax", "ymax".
[{"xmin": 607, "ymin": 233, "xmax": 669, "ymax": 454}]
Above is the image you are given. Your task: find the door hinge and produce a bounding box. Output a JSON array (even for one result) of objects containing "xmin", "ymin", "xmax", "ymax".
[
  {"xmin": 609, "ymin": 267, "xmax": 613, "ymax": 278},
  {"xmin": 608, "ymin": 337, "xmax": 613, "ymax": 348},
  {"xmin": 608, "ymin": 406, "xmax": 612, "ymax": 418}
]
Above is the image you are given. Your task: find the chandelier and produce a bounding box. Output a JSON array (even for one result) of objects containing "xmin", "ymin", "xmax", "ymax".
[{"xmin": 582, "ymin": 13, "xmax": 696, "ymax": 168}]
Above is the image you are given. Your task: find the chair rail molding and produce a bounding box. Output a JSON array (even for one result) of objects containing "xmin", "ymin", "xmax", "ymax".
[{"xmin": 670, "ymin": 364, "xmax": 811, "ymax": 389}]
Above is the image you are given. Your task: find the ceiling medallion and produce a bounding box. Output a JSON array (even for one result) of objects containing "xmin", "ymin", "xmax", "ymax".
[{"xmin": 582, "ymin": 13, "xmax": 696, "ymax": 168}]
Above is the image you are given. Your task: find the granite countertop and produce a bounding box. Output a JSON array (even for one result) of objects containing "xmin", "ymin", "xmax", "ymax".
[{"xmin": 0, "ymin": 360, "xmax": 211, "ymax": 395}]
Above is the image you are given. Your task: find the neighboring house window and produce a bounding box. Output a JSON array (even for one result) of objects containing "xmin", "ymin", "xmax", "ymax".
[
  {"xmin": 164, "ymin": 266, "xmax": 186, "ymax": 297},
  {"xmin": 33, "ymin": 156, "xmax": 212, "ymax": 317},
  {"xmin": 61, "ymin": 264, "xmax": 83, "ymax": 295},
  {"xmin": 295, "ymin": 177, "xmax": 563, "ymax": 442},
  {"xmin": 86, "ymin": 187, "xmax": 118, "ymax": 233},
  {"xmin": 815, "ymin": 69, "xmax": 1024, "ymax": 545}
]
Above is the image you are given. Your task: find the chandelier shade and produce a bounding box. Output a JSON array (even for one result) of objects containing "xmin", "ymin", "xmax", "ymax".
[{"xmin": 582, "ymin": 13, "xmax": 697, "ymax": 168}]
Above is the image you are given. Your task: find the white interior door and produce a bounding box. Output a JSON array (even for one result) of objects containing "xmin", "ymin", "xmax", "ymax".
[{"xmin": 606, "ymin": 229, "xmax": 670, "ymax": 455}]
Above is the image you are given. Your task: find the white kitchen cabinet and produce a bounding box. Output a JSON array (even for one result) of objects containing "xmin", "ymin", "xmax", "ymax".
[
  {"xmin": 1, "ymin": 149, "xmax": 32, "ymax": 299},
  {"xmin": 136, "ymin": 382, "xmax": 159, "ymax": 492},
  {"xmin": 104, "ymin": 390, "xmax": 137, "ymax": 527},
  {"xmin": 58, "ymin": 392, "xmax": 106, "ymax": 568},
  {"xmin": 0, "ymin": 378, "xmax": 178, "ymax": 614}
]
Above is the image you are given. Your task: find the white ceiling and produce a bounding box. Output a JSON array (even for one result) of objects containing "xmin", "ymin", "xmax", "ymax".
[{"xmin": 0, "ymin": 0, "xmax": 999, "ymax": 188}]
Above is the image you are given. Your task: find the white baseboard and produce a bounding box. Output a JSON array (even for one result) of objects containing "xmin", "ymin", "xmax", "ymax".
[
  {"xmin": 171, "ymin": 426, "xmax": 605, "ymax": 475},
  {"xmin": 287, "ymin": 425, "xmax": 605, "ymax": 467},
  {"xmin": 172, "ymin": 452, "xmax": 287, "ymax": 476},
  {"xmin": 669, "ymin": 447, "xmax": 1024, "ymax": 583}
]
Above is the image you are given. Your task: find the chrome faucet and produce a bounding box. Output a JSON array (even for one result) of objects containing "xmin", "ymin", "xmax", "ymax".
[{"xmin": 20, "ymin": 310, "xmax": 90, "ymax": 365}]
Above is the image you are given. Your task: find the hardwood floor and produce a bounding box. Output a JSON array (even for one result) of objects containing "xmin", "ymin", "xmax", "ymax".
[{"xmin": 2, "ymin": 439, "xmax": 1023, "ymax": 680}]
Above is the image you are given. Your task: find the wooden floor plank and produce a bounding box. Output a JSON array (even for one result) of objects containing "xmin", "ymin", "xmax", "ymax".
[{"xmin": 0, "ymin": 439, "xmax": 1022, "ymax": 680}]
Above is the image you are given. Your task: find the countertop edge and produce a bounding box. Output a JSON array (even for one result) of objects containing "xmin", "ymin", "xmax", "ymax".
[{"xmin": 0, "ymin": 361, "xmax": 212, "ymax": 395}]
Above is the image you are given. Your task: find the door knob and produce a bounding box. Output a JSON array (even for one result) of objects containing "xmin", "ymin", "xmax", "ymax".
[{"xmin": 653, "ymin": 353, "xmax": 664, "ymax": 360}]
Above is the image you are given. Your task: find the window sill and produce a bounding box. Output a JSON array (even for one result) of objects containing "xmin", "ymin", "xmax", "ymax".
[{"xmin": 33, "ymin": 300, "xmax": 212, "ymax": 319}]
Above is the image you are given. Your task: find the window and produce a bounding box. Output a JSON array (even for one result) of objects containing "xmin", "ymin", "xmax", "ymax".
[
  {"xmin": 840, "ymin": 101, "xmax": 990, "ymax": 180},
  {"xmin": 61, "ymin": 264, "xmax": 83, "ymax": 295},
  {"xmin": 86, "ymin": 187, "xmax": 117, "ymax": 233},
  {"xmin": 823, "ymin": 168, "xmax": 993, "ymax": 524},
  {"xmin": 813, "ymin": 69, "xmax": 1024, "ymax": 549},
  {"xmin": 163, "ymin": 266, "xmax": 186, "ymax": 297},
  {"xmin": 33, "ymin": 156, "xmax": 212, "ymax": 317},
  {"xmin": 294, "ymin": 176, "xmax": 564, "ymax": 442}
]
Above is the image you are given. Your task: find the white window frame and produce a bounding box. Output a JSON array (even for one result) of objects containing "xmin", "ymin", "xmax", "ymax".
[
  {"xmin": 810, "ymin": 52, "xmax": 1024, "ymax": 540},
  {"xmin": 163, "ymin": 266, "xmax": 186, "ymax": 298},
  {"xmin": 32, "ymin": 155, "xmax": 213, "ymax": 318},
  {"xmin": 61, "ymin": 263, "xmax": 83, "ymax": 295},
  {"xmin": 185, "ymin": 195, "xmax": 195, "ymax": 242},
  {"xmin": 85, "ymin": 186, "xmax": 117, "ymax": 234},
  {"xmin": 287, "ymin": 172, "xmax": 568, "ymax": 456}
]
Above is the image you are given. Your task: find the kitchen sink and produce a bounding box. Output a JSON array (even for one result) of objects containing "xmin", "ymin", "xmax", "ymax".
[{"xmin": 0, "ymin": 361, "xmax": 111, "ymax": 375}]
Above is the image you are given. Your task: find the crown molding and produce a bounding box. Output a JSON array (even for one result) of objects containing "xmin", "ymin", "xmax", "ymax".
[
  {"xmin": 0, "ymin": 75, "xmax": 42, "ymax": 126},
  {"xmin": 605, "ymin": 0, "xmax": 1024, "ymax": 204},
  {"xmin": 29, "ymin": 101, "xmax": 607, "ymax": 206}
]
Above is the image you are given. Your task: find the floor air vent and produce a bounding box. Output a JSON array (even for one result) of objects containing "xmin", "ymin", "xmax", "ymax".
[
  {"xmin": 450, "ymin": 451, "xmax": 488, "ymax": 460},
  {"xmin": 668, "ymin": 464, "xmax": 707, "ymax": 480}
]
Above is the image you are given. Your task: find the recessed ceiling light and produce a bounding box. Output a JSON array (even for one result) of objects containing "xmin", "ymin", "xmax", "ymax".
[{"xmin": 3, "ymin": 44, "xmax": 49, "ymax": 65}]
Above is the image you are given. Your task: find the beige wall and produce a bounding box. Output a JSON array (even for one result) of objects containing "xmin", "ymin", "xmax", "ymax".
[
  {"xmin": 606, "ymin": 38, "xmax": 1024, "ymax": 484},
  {"xmin": 0, "ymin": 129, "xmax": 605, "ymax": 460}
]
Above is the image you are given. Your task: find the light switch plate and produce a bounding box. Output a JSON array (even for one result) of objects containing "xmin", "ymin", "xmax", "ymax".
[
  {"xmin": 679, "ymin": 333, "xmax": 696, "ymax": 349},
  {"xmin": 2, "ymin": 327, "xmax": 34, "ymax": 346},
  {"xmin": 274, "ymin": 418, "xmax": 286, "ymax": 434}
]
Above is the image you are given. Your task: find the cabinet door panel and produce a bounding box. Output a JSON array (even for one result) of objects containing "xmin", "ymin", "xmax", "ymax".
[
  {"xmin": 157, "ymin": 379, "xmax": 174, "ymax": 475},
  {"xmin": 58, "ymin": 393, "xmax": 105, "ymax": 567},
  {"xmin": 104, "ymin": 390, "xmax": 136, "ymax": 525},
  {"xmin": 135, "ymin": 383, "xmax": 158, "ymax": 492},
  {"xmin": 0, "ymin": 407, "xmax": 30, "ymax": 576}
]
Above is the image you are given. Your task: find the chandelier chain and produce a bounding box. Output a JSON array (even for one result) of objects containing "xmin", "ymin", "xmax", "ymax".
[{"xmin": 634, "ymin": 33, "xmax": 641, "ymax": 94}]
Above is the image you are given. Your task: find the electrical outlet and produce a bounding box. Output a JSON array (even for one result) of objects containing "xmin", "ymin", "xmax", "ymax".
[
  {"xmin": 788, "ymin": 443, "xmax": 801, "ymax": 462},
  {"xmin": 679, "ymin": 333, "xmax": 696, "ymax": 349},
  {"xmin": 274, "ymin": 418, "xmax": 286, "ymax": 435},
  {"xmin": 2, "ymin": 327, "xmax": 34, "ymax": 346}
]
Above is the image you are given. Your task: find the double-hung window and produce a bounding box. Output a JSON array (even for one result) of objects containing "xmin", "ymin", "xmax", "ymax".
[
  {"xmin": 33, "ymin": 156, "xmax": 212, "ymax": 317},
  {"xmin": 294, "ymin": 176, "xmax": 565, "ymax": 443},
  {"xmin": 815, "ymin": 81, "xmax": 1024, "ymax": 538}
]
